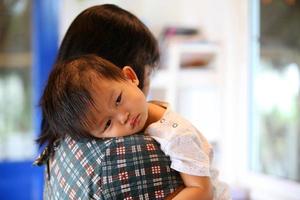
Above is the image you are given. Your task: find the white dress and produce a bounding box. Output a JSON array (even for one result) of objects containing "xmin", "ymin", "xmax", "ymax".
[{"xmin": 145, "ymin": 102, "xmax": 231, "ymax": 200}]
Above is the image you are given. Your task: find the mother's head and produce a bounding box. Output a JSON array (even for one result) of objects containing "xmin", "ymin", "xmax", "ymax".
[
  {"xmin": 57, "ymin": 4, "xmax": 159, "ymax": 94},
  {"xmin": 37, "ymin": 4, "xmax": 159, "ymax": 148}
]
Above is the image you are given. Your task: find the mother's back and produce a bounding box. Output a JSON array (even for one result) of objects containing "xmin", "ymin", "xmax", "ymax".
[{"xmin": 44, "ymin": 135, "xmax": 182, "ymax": 199}]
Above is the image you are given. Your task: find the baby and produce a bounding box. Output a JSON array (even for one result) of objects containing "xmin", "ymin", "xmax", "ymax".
[{"xmin": 42, "ymin": 54, "xmax": 231, "ymax": 200}]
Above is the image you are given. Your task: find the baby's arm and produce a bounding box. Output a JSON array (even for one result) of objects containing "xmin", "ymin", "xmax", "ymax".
[{"xmin": 172, "ymin": 173, "xmax": 213, "ymax": 200}]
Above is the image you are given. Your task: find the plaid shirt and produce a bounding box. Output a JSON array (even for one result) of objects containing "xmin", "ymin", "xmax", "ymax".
[{"xmin": 43, "ymin": 134, "xmax": 183, "ymax": 200}]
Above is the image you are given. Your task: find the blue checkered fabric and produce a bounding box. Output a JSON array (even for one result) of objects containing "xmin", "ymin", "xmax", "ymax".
[{"xmin": 42, "ymin": 134, "xmax": 183, "ymax": 200}]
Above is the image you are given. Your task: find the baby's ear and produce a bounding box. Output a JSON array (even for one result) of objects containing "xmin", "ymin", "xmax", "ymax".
[{"xmin": 122, "ymin": 66, "xmax": 139, "ymax": 85}]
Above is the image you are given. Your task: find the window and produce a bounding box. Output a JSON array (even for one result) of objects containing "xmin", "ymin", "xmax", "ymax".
[
  {"xmin": 0, "ymin": 0, "xmax": 35, "ymax": 160},
  {"xmin": 251, "ymin": 0, "xmax": 300, "ymax": 183}
]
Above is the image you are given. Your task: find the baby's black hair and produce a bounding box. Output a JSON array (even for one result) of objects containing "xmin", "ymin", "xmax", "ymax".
[{"xmin": 41, "ymin": 55, "xmax": 125, "ymax": 142}]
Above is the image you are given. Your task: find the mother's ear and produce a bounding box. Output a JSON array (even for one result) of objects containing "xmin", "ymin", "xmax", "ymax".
[{"xmin": 122, "ymin": 66, "xmax": 139, "ymax": 85}]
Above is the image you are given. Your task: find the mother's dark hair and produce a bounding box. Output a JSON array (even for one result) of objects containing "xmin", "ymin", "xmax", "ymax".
[
  {"xmin": 57, "ymin": 4, "xmax": 159, "ymax": 90},
  {"xmin": 36, "ymin": 4, "xmax": 159, "ymax": 152}
]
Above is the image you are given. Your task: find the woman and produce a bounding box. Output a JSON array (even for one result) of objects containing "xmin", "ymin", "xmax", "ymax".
[{"xmin": 35, "ymin": 4, "xmax": 183, "ymax": 199}]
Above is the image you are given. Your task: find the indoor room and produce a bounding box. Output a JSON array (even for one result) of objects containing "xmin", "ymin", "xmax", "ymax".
[{"xmin": 0, "ymin": 0, "xmax": 299, "ymax": 199}]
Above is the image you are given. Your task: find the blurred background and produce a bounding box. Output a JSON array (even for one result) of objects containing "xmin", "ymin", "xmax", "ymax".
[{"xmin": 0, "ymin": 0, "xmax": 299, "ymax": 199}]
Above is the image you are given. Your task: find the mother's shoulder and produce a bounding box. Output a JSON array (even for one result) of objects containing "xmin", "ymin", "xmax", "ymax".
[{"xmin": 62, "ymin": 134, "xmax": 158, "ymax": 151}]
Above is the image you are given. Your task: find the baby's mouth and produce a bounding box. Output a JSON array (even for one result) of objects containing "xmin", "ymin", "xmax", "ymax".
[{"xmin": 130, "ymin": 114, "xmax": 140, "ymax": 128}]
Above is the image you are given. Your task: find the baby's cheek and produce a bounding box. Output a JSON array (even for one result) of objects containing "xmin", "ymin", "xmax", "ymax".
[{"xmin": 139, "ymin": 91, "xmax": 147, "ymax": 103}]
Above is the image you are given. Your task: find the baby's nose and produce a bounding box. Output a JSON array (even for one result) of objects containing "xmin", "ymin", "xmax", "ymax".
[{"xmin": 118, "ymin": 111, "xmax": 129, "ymax": 124}]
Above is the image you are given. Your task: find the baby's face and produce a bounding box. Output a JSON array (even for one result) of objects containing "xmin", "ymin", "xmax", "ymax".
[{"xmin": 89, "ymin": 77, "xmax": 148, "ymax": 138}]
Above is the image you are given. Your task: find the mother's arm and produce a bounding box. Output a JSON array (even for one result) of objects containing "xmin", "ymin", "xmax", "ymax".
[{"xmin": 99, "ymin": 134, "xmax": 183, "ymax": 199}]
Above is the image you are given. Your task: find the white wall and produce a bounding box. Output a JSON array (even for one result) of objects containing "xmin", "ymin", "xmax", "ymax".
[{"xmin": 59, "ymin": 0, "xmax": 227, "ymax": 41}]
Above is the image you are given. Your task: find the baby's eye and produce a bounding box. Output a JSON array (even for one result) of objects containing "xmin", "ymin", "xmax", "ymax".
[
  {"xmin": 116, "ymin": 92, "xmax": 122, "ymax": 106},
  {"xmin": 104, "ymin": 120, "xmax": 111, "ymax": 131}
]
